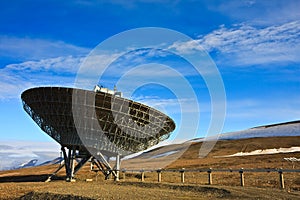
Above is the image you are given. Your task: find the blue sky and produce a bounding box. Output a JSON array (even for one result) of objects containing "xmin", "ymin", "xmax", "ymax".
[{"xmin": 0, "ymin": 0, "xmax": 300, "ymax": 147}]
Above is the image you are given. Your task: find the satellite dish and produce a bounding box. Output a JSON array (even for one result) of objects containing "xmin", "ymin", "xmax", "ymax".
[{"xmin": 21, "ymin": 86, "xmax": 175, "ymax": 181}]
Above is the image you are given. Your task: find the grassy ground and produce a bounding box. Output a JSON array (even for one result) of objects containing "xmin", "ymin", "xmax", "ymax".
[
  {"xmin": 1, "ymin": 180, "xmax": 300, "ymax": 200},
  {"xmin": 1, "ymin": 136, "xmax": 300, "ymax": 199},
  {"xmin": 0, "ymin": 166, "xmax": 300, "ymax": 200}
]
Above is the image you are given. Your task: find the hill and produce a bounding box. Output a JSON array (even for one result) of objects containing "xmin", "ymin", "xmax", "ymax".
[
  {"xmin": 122, "ymin": 136, "xmax": 300, "ymax": 170},
  {"xmin": 1, "ymin": 120, "xmax": 300, "ymax": 199}
]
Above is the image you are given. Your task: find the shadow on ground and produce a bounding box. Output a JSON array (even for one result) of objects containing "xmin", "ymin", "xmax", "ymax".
[
  {"xmin": 20, "ymin": 191, "xmax": 94, "ymax": 200},
  {"xmin": 0, "ymin": 175, "xmax": 64, "ymax": 182}
]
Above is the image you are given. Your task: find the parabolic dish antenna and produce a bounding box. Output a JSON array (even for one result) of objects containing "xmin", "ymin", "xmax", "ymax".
[{"xmin": 21, "ymin": 86, "xmax": 175, "ymax": 181}]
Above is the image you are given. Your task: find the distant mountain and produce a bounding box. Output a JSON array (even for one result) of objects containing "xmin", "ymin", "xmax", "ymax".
[
  {"xmin": 0, "ymin": 141, "xmax": 59, "ymax": 171},
  {"xmin": 122, "ymin": 120, "xmax": 300, "ymax": 169},
  {"xmin": 17, "ymin": 159, "xmax": 38, "ymax": 169},
  {"xmin": 189, "ymin": 120, "xmax": 300, "ymax": 142},
  {"xmin": 2, "ymin": 120, "xmax": 299, "ymax": 171},
  {"xmin": 2, "ymin": 157, "xmax": 63, "ymax": 171},
  {"xmin": 39, "ymin": 157, "xmax": 63, "ymax": 166},
  {"xmin": 123, "ymin": 135, "xmax": 300, "ymax": 170}
]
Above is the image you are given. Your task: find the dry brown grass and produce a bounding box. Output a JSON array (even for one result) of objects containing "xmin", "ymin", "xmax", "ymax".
[
  {"xmin": 1, "ymin": 136, "xmax": 300, "ymax": 199},
  {"xmin": 1, "ymin": 179, "xmax": 300, "ymax": 200}
]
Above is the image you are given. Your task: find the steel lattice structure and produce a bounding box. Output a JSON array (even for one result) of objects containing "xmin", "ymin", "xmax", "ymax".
[{"xmin": 21, "ymin": 87, "xmax": 175, "ymax": 181}]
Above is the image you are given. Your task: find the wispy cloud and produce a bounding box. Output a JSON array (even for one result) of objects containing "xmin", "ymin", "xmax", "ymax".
[
  {"xmin": 132, "ymin": 94, "xmax": 204, "ymax": 115},
  {"xmin": 0, "ymin": 36, "xmax": 89, "ymax": 62},
  {"xmin": 75, "ymin": 48, "xmax": 209, "ymax": 92},
  {"xmin": 0, "ymin": 140, "xmax": 60, "ymax": 170},
  {"xmin": 1, "ymin": 43, "xmax": 201, "ymax": 99},
  {"xmin": 0, "ymin": 56, "xmax": 83, "ymax": 99},
  {"xmin": 0, "ymin": 36, "xmax": 92, "ymax": 99},
  {"xmin": 133, "ymin": 95, "xmax": 181, "ymax": 113},
  {"xmin": 101, "ymin": 49, "xmax": 200, "ymax": 77},
  {"xmin": 0, "ymin": 33, "xmax": 219, "ymax": 101},
  {"xmin": 6, "ymin": 56, "xmax": 83, "ymax": 74},
  {"xmin": 170, "ymin": 21, "xmax": 300, "ymax": 67},
  {"xmin": 207, "ymin": 0, "xmax": 300, "ymax": 26}
]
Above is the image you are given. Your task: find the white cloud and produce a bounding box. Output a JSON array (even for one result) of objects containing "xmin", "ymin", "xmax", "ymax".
[
  {"xmin": 0, "ymin": 36, "xmax": 92, "ymax": 99},
  {"xmin": 103, "ymin": 49, "xmax": 199, "ymax": 77},
  {"xmin": 132, "ymin": 95, "xmax": 204, "ymax": 115},
  {"xmin": 0, "ymin": 36, "xmax": 89, "ymax": 62},
  {"xmin": 0, "ymin": 34, "xmax": 217, "ymax": 101},
  {"xmin": 0, "ymin": 140, "xmax": 60, "ymax": 170},
  {"xmin": 0, "ymin": 43, "xmax": 203, "ymax": 100},
  {"xmin": 171, "ymin": 21, "xmax": 300, "ymax": 67},
  {"xmin": 208, "ymin": 0, "xmax": 300, "ymax": 26},
  {"xmin": 0, "ymin": 56, "xmax": 83, "ymax": 99},
  {"xmin": 133, "ymin": 95, "xmax": 180, "ymax": 113},
  {"xmin": 6, "ymin": 56, "xmax": 83, "ymax": 74}
]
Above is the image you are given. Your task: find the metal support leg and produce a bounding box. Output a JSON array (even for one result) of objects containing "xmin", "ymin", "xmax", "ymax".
[
  {"xmin": 45, "ymin": 161, "xmax": 65, "ymax": 182},
  {"xmin": 70, "ymin": 147, "xmax": 76, "ymax": 181},
  {"xmin": 60, "ymin": 146, "xmax": 94, "ymax": 182},
  {"xmin": 96, "ymin": 152, "xmax": 117, "ymax": 178},
  {"xmin": 115, "ymin": 154, "xmax": 120, "ymax": 181},
  {"xmin": 61, "ymin": 146, "xmax": 77, "ymax": 182},
  {"xmin": 74, "ymin": 156, "xmax": 92, "ymax": 175},
  {"xmin": 61, "ymin": 146, "xmax": 71, "ymax": 181}
]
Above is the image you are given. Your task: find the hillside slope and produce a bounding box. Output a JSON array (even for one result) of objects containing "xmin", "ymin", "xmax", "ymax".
[{"xmin": 122, "ymin": 136, "xmax": 300, "ymax": 170}]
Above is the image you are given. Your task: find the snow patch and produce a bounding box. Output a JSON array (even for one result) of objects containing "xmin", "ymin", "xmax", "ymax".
[
  {"xmin": 188, "ymin": 121, "xmax": 300, "ymax": 142},
  {"xmin": 0, "ymin": 140, "xmax": 60, "ymax": 170},
  {"xmin": 217, "ymin": 147, "xmax": 300, "ymax": 157},
  {"xmin": 151, "ymin": 150, "xmax": 179, "ymax": 159},
  {"xmin": 284, "ymin": 157, "xmax": 300, "ymax": 162}
]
